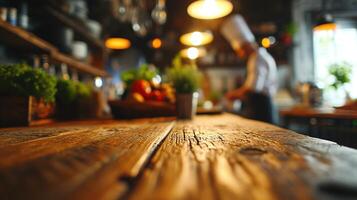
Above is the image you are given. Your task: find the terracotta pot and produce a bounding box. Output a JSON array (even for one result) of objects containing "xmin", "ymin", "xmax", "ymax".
[
  {"xmin": 176, "ymin": 92, "xmax": 198, "ymax": 120},
  {"xmin": 0, "ymin": 96, "xmax": 54, "ymax": 127}
]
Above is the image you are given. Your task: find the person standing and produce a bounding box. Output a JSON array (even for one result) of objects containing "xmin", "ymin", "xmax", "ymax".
[{"xmin": 221, "ymin": 14, "xmax": 278, "ymax": 124}]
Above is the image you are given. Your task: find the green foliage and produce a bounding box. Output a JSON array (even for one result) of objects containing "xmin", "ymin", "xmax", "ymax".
[
  {"xmin": 0, "ymin": 64, "xmax": 22, "ymax": 95},
  {"xmin": 209, "ymin": 90, "xmax": 223, "ymax": 102},
  {"xmin": 56, "ymin": 79, "xmax": 92, "ymax": 105},
  {"xmin": 121, "ymin": 64, "xmax": 158, "ymax": 86},
  {"xmin": 56, "ymin": 79, "xmax": 77, "ymax": 105},
  {"xmin": 165, "ymin": 55, "xmax": 202, "ymax": 94},
  {"xmin": 329, "ymin": 62, "xmax": 352, "ymax": 90},
  {"xmin": 76, "ymin": 81, "xmax": 91, "ymax": 99},
  {"xmin": 0, "ymin": 64, "xmax": 57, "ymax": 102},
  {"xmin": 285, "ymin": 23, "xmax": 298, "ymax": 36}
]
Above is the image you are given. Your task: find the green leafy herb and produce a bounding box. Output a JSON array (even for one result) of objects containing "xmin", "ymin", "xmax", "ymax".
[
  {"xmin": 165, "ymin": 55, "xmax": 202, "ymax": 94},
  {"xmin": 0, "ymin": 64, "xmax": 57, "ymax": 102},
  {"xmin": 56, "ymin": 79, "xmax": 77, "ymax": 105},
  {"xmin": 121, "ymin": 64, "xmax": 158, "ymax": 86},
  {"xmin": 329, "ymin": 62, "xmax": 352, "ymax": 90},
  {"xmin": 76, "ymin": 81, "xmax": 91, "ymax": 100},
  {"xmin": 56, "ymin": 79, "xmax": 92, "ymax": 105}
]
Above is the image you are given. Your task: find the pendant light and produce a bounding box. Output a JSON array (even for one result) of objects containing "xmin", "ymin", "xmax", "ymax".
[
  {"xmin": 314, "ymin": 14, "xmax": 336, "ymax": 31},
  {"xmin": 314, "ymin": 0, "xmax": 336, "ymax": 31},
  {"xmin": 187, "ymin": 0, "xmax": 233, "ymax": 20},
  {"xmin": 150, "ymin": 38, "xmax": 163, "ymax": 49},
  {"xmin": 180, "ymin": 31, "xmax": 214, "ymax": 46},
  {"xmin": 180, "ymin": 47, "xmax": 207, "ymax": 60},
  {"xmin": 105, "ymin": 37, "xmax": 131, "ymax": 50}
]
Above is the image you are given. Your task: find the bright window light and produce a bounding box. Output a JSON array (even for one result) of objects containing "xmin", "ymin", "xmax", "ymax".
[{"xmin": 313, "ymin": 27, "xmax": 357, "ymax": 106}]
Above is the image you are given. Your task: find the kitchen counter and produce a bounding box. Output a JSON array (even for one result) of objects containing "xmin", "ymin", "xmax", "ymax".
[
  {"xmin": 280, "ymin": 107, "xmax": 357, "ymax": 149},
  {"xmin": 1, "ymin": 113, "xmax": 357, "ymax": 199},
  {"xmin": 280, "ymin": 107, "xmax": 357, "ymax": 120}
]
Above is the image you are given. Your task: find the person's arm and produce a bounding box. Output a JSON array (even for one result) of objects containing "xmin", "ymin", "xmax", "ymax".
[
  {"xmin": 225, "ymin": 53, "xmax": 257, "ymax": 101},
  {"xmin": 225, "ymin": 86, "xmax": 250, "ymax": 100},
  {"xmin": 243, "ymin": 53, "xmax": 257, "ymax": 91}
]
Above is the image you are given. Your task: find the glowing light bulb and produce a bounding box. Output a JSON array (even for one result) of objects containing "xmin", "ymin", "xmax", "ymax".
[
  {"xmin": 191, "ymin": 32, "xmax": 203, "ymax": 46},
  {"xmin": 180, "ymin": 47, "xmax": 207, "ymax": 60},
  {"xmin": 187, "ymin": 47, "xmax": 199, "ymax": 60},
  {"xmin": 151, "ymin": 38, "xmax": 162, "ymax": 49},
  {"xmin": 105, "ymin": 38, "xmax": 131, "ymax": 50},
  {"xmin": 261, "ymin": 36, "xmax": 276, "ymax": 48},
  {"xmin": 180, "ymin": 31, "xmax": 213, "ymax": 46},
  {"xmin": 261, "ymin": 38, "xmax": 271, "ymax": 48},
  {"xmin": 187, "ymin": 0, "xmax": 233, "ymax": 20},
  {"xmin": 95, "ymin": 77, "xmax": 103, "ymax": 88}
]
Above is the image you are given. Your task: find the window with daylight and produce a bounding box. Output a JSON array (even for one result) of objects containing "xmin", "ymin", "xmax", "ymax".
[{"xmin": 313, "ymin": 25, "xmax": 357, "ymax": 106}]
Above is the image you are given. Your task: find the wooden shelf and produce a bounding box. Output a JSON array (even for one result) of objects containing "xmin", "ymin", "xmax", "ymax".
[
  {"xmin": 45, "ymin": 6, "xmax": 105, "ymax": 52},
  {"xmin": 0, "ymin": 19, "xmax": 56, "ymax": 53},
  {"xmin": 51, "ymin": 52, "xmax": 108, "ymax": 77},
  {"xmin": 0, "ymin": 19, "xmax": 108, "ymax": 77}
]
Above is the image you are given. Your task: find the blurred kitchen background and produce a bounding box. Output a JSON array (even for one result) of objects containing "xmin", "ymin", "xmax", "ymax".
[{"xmin": 0, "ymin": 0, "xmax": 356, "ymax": 146}]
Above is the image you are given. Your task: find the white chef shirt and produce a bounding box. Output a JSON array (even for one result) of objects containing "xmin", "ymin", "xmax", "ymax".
[{"xmin": 243, "ymin": 48, "xmax": 278, "ymax": 97}]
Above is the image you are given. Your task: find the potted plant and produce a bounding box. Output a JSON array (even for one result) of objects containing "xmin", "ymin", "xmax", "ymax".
[
  {"xmin": 55, "ymin": 79, "xmax": 77, "ymax": 119},
  {"xmin": 0, "ymin": 64, "xmax": 57, "ymax": 126},
  {"xmin": 76, "ymin": 81, "xmax": 96, "ymax": 118},
  {"xmin": 329, "ymin": 62, "xmax": 352, "ymax": 102},
  {"xmin": 55, "ymin": 79, "xmax": 93, "ymax": 120},
  {"xmin": 166, "ymin": 55, "xmax": 202, "ymax": 119}
]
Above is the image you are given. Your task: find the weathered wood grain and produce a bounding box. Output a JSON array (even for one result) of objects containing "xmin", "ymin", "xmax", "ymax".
[
  {"xmin": 0, "ymin": 126, "xmax": 85, "ymax": 146},
  {"xmin": 127, "ymin": 114, "xmax": 357, "ymax": 200},
  {"xmin": 1, "ymin": 114, "xmax": 357, "ymax": 200},
  {"xmin": 0, "ymin": 121, "xmax": 174, "ymax": 199},
  {"xmin": 0, "ymin": 118, "xmax": 174, "ymax": 146}
]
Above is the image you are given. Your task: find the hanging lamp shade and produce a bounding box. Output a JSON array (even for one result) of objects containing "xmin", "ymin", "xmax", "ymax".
[
  {"xmin": 314, "ymin": 14, "xmax": 336, "ymax": 31},
  {"xmin": 187, "ymin": 0, "xmax": 233, "ymax": 20},
  {"xmin": 105, "ymin": 37, "xmax": 131, "ymax": 50},
  {"xmin": 180, "ymin": 31, "xmax": 214, "ymax": 46},
  {"xmin": 180, "ymin": 47, "xmax": 207, "ymax": 60}
]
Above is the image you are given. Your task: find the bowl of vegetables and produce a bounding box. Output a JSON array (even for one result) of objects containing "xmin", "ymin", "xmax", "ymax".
[{"xmin": 109, "ymin": 64, "xmax": 176, "ymax": 119}]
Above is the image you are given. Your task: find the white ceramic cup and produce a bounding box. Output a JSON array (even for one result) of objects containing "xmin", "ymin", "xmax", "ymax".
[{"xmin": 72, "ymin": 41, "xmax": 88, "ymax": 60}]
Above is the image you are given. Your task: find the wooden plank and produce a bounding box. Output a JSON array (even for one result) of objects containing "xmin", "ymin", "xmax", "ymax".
[
  {"xmin": 128, "ymin": 114, "xmax": 357, "ymax": 200},
  {"xmin": 51, "ymin": 51, "xmax": 108, "ymax": 77},
  {"xmin": 0, "ymin": 121, "xmax": 174, "ymax": 199},
  {"xmin": 1, "ymin": 114, "xmax": 357, "ymax": 200},
  {"xmin": 0, "ymin": 118, "xmax": 175, "ymax": 146},
  {"xmin": 70, "ymin": 122, "xmax": 174, "ymax": 200},
  {"xmin": 280, "ymin": 107, "xmax": 357, "ymax": 120},
  {"xmin": 0, "ymin": 126, "xmax": 87, "ymax": 146}
]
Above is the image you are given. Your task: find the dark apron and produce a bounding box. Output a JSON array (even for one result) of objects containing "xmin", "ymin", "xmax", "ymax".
[{"xmin": 241, "ymin": 91, "xmax": 277, "ymax": 124}]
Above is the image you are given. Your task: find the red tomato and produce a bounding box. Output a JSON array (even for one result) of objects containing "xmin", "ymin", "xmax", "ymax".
[
  {"xmin": 149, "ymin": 90, "xmax": 164, "ymax": 102},
  {"xmin": 281, "ymin": 33, "xmax": 293, "ymax": 46},
  {"xmin": 131, "ymin": 80, "xmax": 152, "ymax": 99}
]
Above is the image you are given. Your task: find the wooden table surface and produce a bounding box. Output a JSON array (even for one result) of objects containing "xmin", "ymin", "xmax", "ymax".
[
  {"xmin": 280, "ymin": 107, "xmax": 357, "ymax": 120},
  {"xmin": 1, "ymin": 114, "xmax": 357, "ymax": 200}
]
